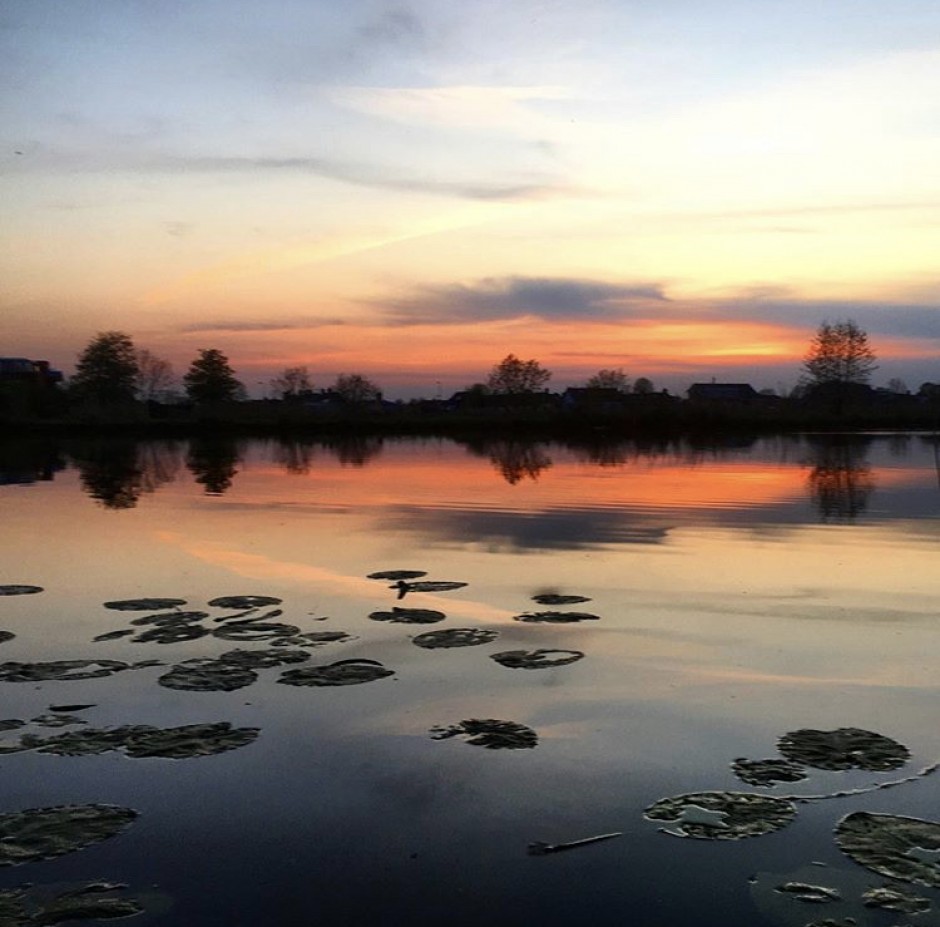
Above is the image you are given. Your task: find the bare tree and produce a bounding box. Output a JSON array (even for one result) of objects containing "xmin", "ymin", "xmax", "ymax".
[
  {"xmin": 332, "ymin": 373, "xmax": 382, "ymax": 403},
  {"xmin": 135, "ymin": 348, "xmax": 176, "ymax": 401},
  {"xmin": 585, "ymin": 368, "xmax": 630, "ymax": 392},
  {"xmin": 270, "ymin": 365, "xmax": 313, "ymax": 400},
  {"xmin": 486, "ymin": 354, "xmax": 551, "ymax": 394},
  {"xmin": 803, "ymin": 320, "xmax": 877, "ymax": 386}
]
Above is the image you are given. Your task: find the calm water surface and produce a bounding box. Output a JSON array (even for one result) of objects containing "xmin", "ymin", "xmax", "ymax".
[{"xmin": 1, "ymin": 433, "xmax": 938, "ymax": 926}]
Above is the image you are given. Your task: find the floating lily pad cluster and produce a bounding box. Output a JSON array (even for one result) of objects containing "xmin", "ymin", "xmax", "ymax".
[
  {"xmin": 159, "ymin": 647, "xmax": 310, "ymax": 692},
  {"xmin": 429, "ymin": 719, "xmax": 538, "ymax": 750},
  {"xmin": 0, "ymin": 659, "xmax": 155, "ymax": 683},
  {"xmin": 0, "ymin": 881, "xmax": 147, "ymax": 925},
  {"xmin": 644, "ymin": 791, "xmax": 797, "ymax": 840}
]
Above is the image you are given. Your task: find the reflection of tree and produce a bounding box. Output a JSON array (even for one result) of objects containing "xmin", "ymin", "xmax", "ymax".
[
  {"xmin": 806, "ymin": 438, "xmax": 876, "ymax": 522},
  {"xmin": 321, "ymin": 435, "xmax": 384, "ymax": 468},
  {"xmin": 69, "ymin": 439, "xmax": 182, "ymax": 508},
  {"xmin": 70, "ymin": 440, "xmax": 143, "ymax": 509},
  {"xmin": 0, "ymin": 440, "xmax": 66, "ymax": 485},
  {"xmin": 465, "ymin": 438, "xmax": 553, "ymax": 484},
  {"xmin": 272, "ymin": 437, "xmax": 316, "ymax": 474},
  {"xmin": 186, "ymin": 438, "xmax": 240, "ymax": 494}
]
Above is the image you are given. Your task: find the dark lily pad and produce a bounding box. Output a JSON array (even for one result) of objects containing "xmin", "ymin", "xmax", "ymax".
[
  {"xmin": 48, "ymin": 704, "xmax": 95, "ymax": 713},
  {"xmin": 31, "ymin": 714, "xmax": 86, "ymax": 728},
  {"xmin": 835, "ymin": 812, "xmax": 940, "ymax": 887},
  {"xmin": 158, "ymin": 659, "xmax": 258, "ymax": 692},
  {"xmin": 489, "ymin": 649, "xmax": 584, "ymax": 669},
  {"xmin": 213, "ymin": 607, "xmax": 283, "ymax": 624},
  {"xmin": 132, "ymin": 624, "xmax": 210, "ymax": 645},
  {"xmin": 531, "ymin": 594, "xmax": 591, "ymax": 605},
  {"xmin": 732, "ymin": 757, "xmax": 808, "ymax": 787},
  {"xmin": 0, "ymin": 660, "xmax": 131, "ymax": 682},
  {"xmin": 92, "ymin": 629, "xmax": 135, "ymax": 642},
  {"xmin": 430, "ymin": 719, "xmax": 538, "ymax": 750},
  {"xmin": 399, "ymin": 581, "xmax": 467, "ymax": 594},
  {"xmin": 778, "ymin": 728, "xmax": 910, "ymax": 771},
  {"xmin": 128, "ymin": 610, "xmax": 209, "ymax": 627},
  {"xmin": 0, "ymin": 631, "xmax": 14, "ymax": 644},
  {"xmin": 412, "ymin": 628, "xmax": 499, "ymax": 649},
  {"xmin": 368, "ymin": 607, "xmax": 446, "ymax": 625},
  {"xmin": 216, "ymin": 648, "xmax": 310, "ymax": 669},
  {"xmin": 212, "ymin": 621, "xmax": 300, "ymax": 642},
  {"xmin": 0, "ymin": 804, "xmax": 138, "ymax": 867},
  {"xmin": 367, "ymin": 570, "xmax": 428, "ymax": 581},
  {"xmin": 862, "ymin": 885, "xmax": 931, "ymax": 913},
  {"xmin": 102, "ymin": 598, "xmax": 186, "ymax": 611},
  {"xmin": 774, "ymin": 881, "xmax": 841, "ymax": 902},
  {"xmin": 0, "ymin": 882, "xmax": 146, "ymax": 925},
  {"xmin": 277, "ymin": 659, "xmax": 395, "ymax": 687},
  {"xmin": 207, "ymin": 595, "xmax": 282, "ymax": 609},
  {"xmin": 644, "ymin": 791, "xmax": 797, "ymax": 840},
  {"xmin": 0, "ymin": 586, "xmax": 43, "ymax": 597},
  {"xmin": 274, "ymin": 631, "xmax": 355, "ymax": 648},
  {"xmin": 0, "ymin": 720, "xmax": 25, "ymax": 732},
  {"xmin": 513, "ymin": 610, "xmax": 600, "ymax": 624}
]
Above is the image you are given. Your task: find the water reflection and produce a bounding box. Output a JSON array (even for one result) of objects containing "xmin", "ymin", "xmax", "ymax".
[
  {"xmin": 805, "ymin": 436, "xmax": 876, "ymax": 523},
  {"xmin": 464, "ymin": 437, "xmax": 553, "ymax": 484},
  {"xmin": 186, "ymin": 438, "xmax": 240, "ymax": 495},
  {"xmin": 0, "ymin": 439, "xmax": 65, "ymax": 485},
  {"xmin": 68, "ymin": 439, "xmax": 181, "ymax": 509}
]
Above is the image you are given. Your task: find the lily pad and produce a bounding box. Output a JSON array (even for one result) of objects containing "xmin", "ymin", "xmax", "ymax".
[
  {"xmin": 0, "ymin": 804, "xmax": 138, "ymax": 867},
  {"xmin": 0, "ymin": 660, "xmax": 131, "ymax": 682},
  {"xmin": 129, "ymin": 610, "xmax": 209, "ymax": 626},
  {"xmin": 732, "ymin": 757, "xmax": 808, "ymax": 787},
  {"xmin": 0, "ymin": 882, "xmax": 146, "ymax": 925},
  {"xmin": 531, "ymin": 594, "xmax": 591, "ymax": 605},
  {"xmin": 398, "ymin": 581, "xmax": 467, "ymax": 594},
  {"xmin": 216, "ymin": 648, "xmax": 310, "ymax": 669},
  {"xmin": 212, "ymin": 621, "xmax": 300, "ymax": 642},
  {"xmin": 412, "ymin": 628, "xmax": 499, "ymax": 649},
  {"xmin": 644, "ymin": 791, "xmax": 797, "ymax": 840},
  {"xmin": 835, "ymin": 812, "xmax": 940, "ymax": 887},
  {"xmin": 132, "ymin": 624, "xmax": 210, "ymax": 645},
  {"xmin": 0, "ymin": 586, "xmax": 43, "ymax": 596},
  {"xmin": 489, "ymin": 649, "xmax": 584, "ymax": 669},
  {"xmin": 277, "ymin": 659, "xmax": 395, "ymax": 687},
  {"xmin": 513, "ymin": 611, "xmax": 600, "ymax": 624},
  {"xmin": 207, "ymin": 595, "xmax": 282, "ymax": 609},
  {"xmin": 430, "ymin": 719, "xmax": 538, "ymax": 750},
  {"xmin": 778, "ymin": 728, "xmax": 910, "ymax": 771},
  {"xmin": 0, "ymin": 720, "xmax": 25, "ymax": 732},
  {"xmin": 288, "ymin": 631, "xmax": 355, "ymax": 647},
  {"xmin": 368, "ymin": 607, "xmax": 446, "ymax": 625},
  {"xmin": 158, "ymin": 659, "xmax": 258, "ymax": 692},
  {"xmin": 92, "ymin": 629, "xmax": 135, "ymax": 642},
  {"xmin": 367, "ymin": 570, "xmax": 428, "ymax": 581},
  {"xmin": 0, "ymin": 631, "xmax": 14, "ymax": 644},
  {"xmin": 102, "ymin": 598, "xmax": 186, "ymax": 611}
]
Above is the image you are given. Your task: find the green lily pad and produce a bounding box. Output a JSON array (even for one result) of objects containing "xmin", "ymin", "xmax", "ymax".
[
  {"xmin": 0, "ymin": 881, "xmax": 147, "ymax": 925},
  {"xmin": 367, "ymin": 570, "xmax": 428, "ymax": 581},
  {"xmin": 207, "ymin": 596, "xmax": 282, "ymax": 609},
  {"xmin": 530, "ymin": 594, "xmax": 591, "ymax": 605},
  {"xmin": 778, "ymin": 728, "xmax": 910, "ymax": 771},
  {"xmin": 368, "ymin": 607, "xmax": 446, "ymax": 624},
  {"xmin": 0, "ymin": 722, "xmax": 259, "ymax": 759},
  {"xmin": 429, "ymin": 719, "xmax": 538, "ymax": 750},
  {"xmin": 412, "ymin": 628, "xmax": 499, "ymax": 649},
  {"xmin": 489, "ymin": 649, "xmax": 584, "ymax": 669},
  {"xmin": 644, "ymin": 791, "xmax": 797, "ymax": 840},
  {"xmin": 0, "ymin": 660, "xmax": 131, "ymax": 682},
  {"xmin": 513, "ymin": 611, "xmax": 600, "ymax": 624},
  {"xmin": 102, "ymin": 598, "xmax": 186, "ymax": 611},
  {"xmin": 277, "ymin": 659, "xmax": 395, "ymax": 687},
  {"xmin": 0, "ymin": 586, "xmax": 43, "ymax": 597},
  {"xmin": 862, "ymin": 885, "xmax": 931, "ymax": 913},
  {"xmin": 0, "ymin": 804, "xmax": 138, "ymax": 867},
  {"xmin": 835, "ymin": 812, "xmax": 940, "ymax": 887},
  {"xmin": 731, "ymin": 757, "xmax": 807, "ymax": 787}
]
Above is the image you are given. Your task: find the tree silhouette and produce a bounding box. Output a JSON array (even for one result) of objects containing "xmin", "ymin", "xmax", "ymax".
[
  {"xmin": 632, "ymin": 376, "xmax": 655, "ymax": 395},
  {"xmin": 486, "ymin": 354, "xmax": 551, "ymax": 394},
  {"xmin": 183, "ymin": 349, "xmax": 242, "ymax": 403},
  {"xmin": 803, "ymin": 320, "xmax": 877, "ymax": 387},
  {"xmin": 332, "ymin": 373, "xmax": 382, "ymax": 403},
  {"xmin": 270, "ymin": 366, "xmax": 313, "ymax": 400},
  {"xmin": 135, "ymin": 348, "xmax": 176, "ymax": 401},
  {"xmin": 585, "ymin": 368, "xmax": 630, "ymax": 392},
  {"xmin": 70, "ymin": 332, "xmax": 139, "ymax": 405}
]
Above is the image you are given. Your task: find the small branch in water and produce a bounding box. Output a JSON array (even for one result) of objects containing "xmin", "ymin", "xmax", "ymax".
[
  {"xmin": 778, "ymin": 759, "xmax": 940, "ymax": 803},
  {"xmin": 527, "ymin": 832, "xmax": 623, "ymax": 855}
]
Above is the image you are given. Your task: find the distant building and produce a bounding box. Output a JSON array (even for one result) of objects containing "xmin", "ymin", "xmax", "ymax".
[
  {"xmin": 687, "ymin": 382, "xmax": 759, "ymax": 403},
  {"xmin": 0, "ymin": 358, "xmax": 63, "ymax": 387}
]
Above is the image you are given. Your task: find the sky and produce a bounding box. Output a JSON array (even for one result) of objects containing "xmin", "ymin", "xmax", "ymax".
[{"xmin": 2, "ymin": 0, "xmax": 939, "ymax": 399}]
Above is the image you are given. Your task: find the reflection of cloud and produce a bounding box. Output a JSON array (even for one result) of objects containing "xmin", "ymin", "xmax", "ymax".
[{"xmin": 382, "ymin": 504, "xmax": 673, "ymax": 550}]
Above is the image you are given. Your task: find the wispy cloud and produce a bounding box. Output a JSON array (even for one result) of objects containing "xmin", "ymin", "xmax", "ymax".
[
  {"xmin": 179, "ymin": 318, "xmax": 349, "ymax": 333},
  {"xmin": 380, "ymin": 276, "xmax": 669, "ymax": 325}
]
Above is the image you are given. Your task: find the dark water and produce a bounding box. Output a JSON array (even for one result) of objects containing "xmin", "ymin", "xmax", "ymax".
[{"xmin": 0, "ymin": 433, "xmax": 937, "ymax": 926}]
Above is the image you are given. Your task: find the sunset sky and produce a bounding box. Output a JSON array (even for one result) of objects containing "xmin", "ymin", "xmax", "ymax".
[{"xmin": 2, "ymin": 0, "xmax": 939, "ymax": 398}]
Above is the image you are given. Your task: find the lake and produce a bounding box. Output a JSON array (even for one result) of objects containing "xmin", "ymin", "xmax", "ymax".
[{"xmin": 1, "ymin": 432, "xmax": 938, "ymax": 926}]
